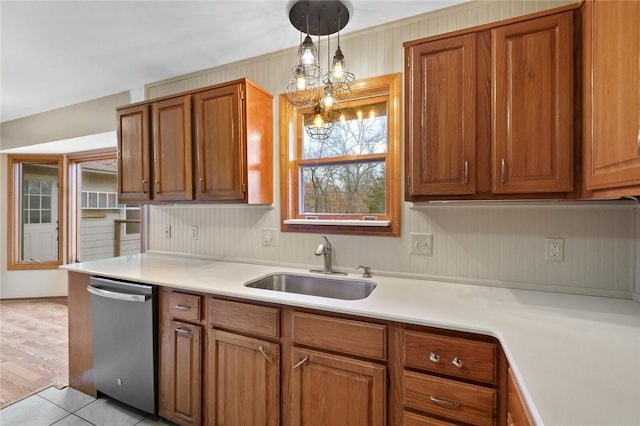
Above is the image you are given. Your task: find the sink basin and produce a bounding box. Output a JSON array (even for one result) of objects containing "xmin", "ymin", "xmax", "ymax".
[{"xmin": 244, "ymin": 273, "xmax": 376, "ymax": 300}]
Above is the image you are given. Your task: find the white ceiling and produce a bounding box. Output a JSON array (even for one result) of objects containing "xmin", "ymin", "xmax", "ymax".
[{"xmin": 1, "ymin": 0, "xmax": 466, "ymax": 124}]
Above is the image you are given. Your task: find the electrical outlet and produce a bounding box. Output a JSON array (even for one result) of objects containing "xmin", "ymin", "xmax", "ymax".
[
  {"xmin": 545, "ymin": 237, "xmax": 564, "ymax": 261},
  {"xmin": 191, "ymin": 225, "xmax": 199, "ymax": 240},
  {"xmin": 262, "ymin": 228, "xmax": 277, "ymax": 247},
  {"xmin": 410, "ymin": 232, "xmax": 433, "ymax": 256},
  {"xmin": 163, "ymin": 225, "xmax": 171, "ymax": 239}
]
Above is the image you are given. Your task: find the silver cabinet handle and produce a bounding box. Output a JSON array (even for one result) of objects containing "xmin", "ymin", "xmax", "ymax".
[
  {"xmin": 293, "ymin": 356, "xmax": 309, "ymax": 369},
  {"xmin": 174, "ymin": 305, "xmax": 191, "ymax": 311},
  {"xmin": 637, "ymin": 128, "xmax": 640, "ymax": 159},
  {"xmin": 501, "ymin": 159, "xmax": 506, "ymax": 183},
  {"xmin": 258, "ymin": 345, "xmax": 273, "ymax": 364},
  {"xmin": 155, "ymin": 180, "xmax": 161, "ymax": 193},
  {"xmin": 463, "ymin": 160, "xmax": 469, "ymax": 184},
  {"xmin": 142, "ymin": 179, "xmax": 148, "ymax": 193},
  {"xmin": 199, "ymin": 177, "xmax": 205, "ymax": 193},
  {"xmin": 175, "ymin": 327, "xmax": 192, "ymax": 336},
  {"xmin": 430, "ymin": 395, "xmax": 461, "ymax": 409},
  {"xmin": 429, "ymin": 353, "xmax": 440, "ymax": 363},
  {"xmin": 87, "ymin": 285, "xmax": 150, "ymax": 303},
  {"xmin": 452, "ymin": 357, "xmax": 464, "ymax": 368}
]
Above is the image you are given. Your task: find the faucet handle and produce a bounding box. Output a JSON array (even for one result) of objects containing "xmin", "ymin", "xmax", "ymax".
[{"xmin": 356, "ymin": 265, "xmax": 372, "ymax": 278}]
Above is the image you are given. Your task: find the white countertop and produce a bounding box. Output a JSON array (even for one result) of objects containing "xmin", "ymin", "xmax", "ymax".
[{"xmin": 62, "ymin": 253, "xmax": 640, "ymax": 426}]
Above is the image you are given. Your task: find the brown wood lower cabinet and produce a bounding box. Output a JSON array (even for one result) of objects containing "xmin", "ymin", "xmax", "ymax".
[
  {"xmin": 207, "ymin": 329, "xmax": 280, "ymax": 425},
  {"xmin": 404, "ymin": 372, "xmax": 496, "ymax": 426},
  {"xmin": 67, "ymin": 277, "xmax": 511, "ymax": 426},
  {"xmin": 506, "ymin": 368, "xmax": 535, "ymax": 426},
  {"xmin": 289, "ymin": 347, "xmax": 387, "ymax": 426},
  {"xmin": 159, "ymin": 317, "xmax": 203, "ymax": 425}
]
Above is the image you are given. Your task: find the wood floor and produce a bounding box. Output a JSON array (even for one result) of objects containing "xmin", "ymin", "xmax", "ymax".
[{"xmin": 0, "ymin": 298, "xmax": 69, "ymax": 409}]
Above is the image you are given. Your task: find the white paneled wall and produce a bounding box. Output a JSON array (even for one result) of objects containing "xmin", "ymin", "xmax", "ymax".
[{"xmin": 145, "ymin": 0, "xmax": 639, "ymax": 299}]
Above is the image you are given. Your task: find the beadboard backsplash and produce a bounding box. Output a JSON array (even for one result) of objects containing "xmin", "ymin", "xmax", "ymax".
[
  {"xmin": 144, "ymin": 0, "xmax": 638, "ymax": 299},
  {"xmin": 147, "ymin": 202, "xmax": 637, "ymax": 298}
]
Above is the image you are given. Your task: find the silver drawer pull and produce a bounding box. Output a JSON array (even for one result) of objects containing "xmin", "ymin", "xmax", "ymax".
[
  {"xmin": 174, "ymin": 305, "xmax": 191, "ymax": 311},
  {"xmin": 452, "ymin": 357, "xmax": 464, "ymax": 368},
  {"xmin": 175, "ymin": 327, "xmax": 192, "ymax": 336},
  {"xmin": 258, "ymin": 345, "xmax": 273, "ymax": 364},
  {"xmin": 430, "ymin": 395, "xmax": 461, "ymax": 409},
  {"xmin": 293, "ymin": 356, "xmax": 309, "ymax": 369},
  {"xmin": 429, "ymin": 353, "xmax": 440, "ymax": 363},
  {"xmin": 463, "ymin": 160, "xmax": 469, "ymax": 184},
  {"xmin": 501, "ymin": 159, "xmax": 506, "ymax": 183}
]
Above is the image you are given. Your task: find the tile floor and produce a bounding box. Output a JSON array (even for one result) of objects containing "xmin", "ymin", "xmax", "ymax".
[{"xmin": 0, "ymin": 386, "xmax": 175, "ymax": 426}]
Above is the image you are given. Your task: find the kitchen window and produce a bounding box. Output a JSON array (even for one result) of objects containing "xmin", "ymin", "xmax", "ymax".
[{"xmin": 280, "ymin": 74, "xmax": 400, "ymax": 236}]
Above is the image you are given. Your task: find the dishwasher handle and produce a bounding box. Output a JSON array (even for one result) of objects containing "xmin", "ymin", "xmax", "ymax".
[{"xmin": 87, "ymin": 285, "xmax": 151, "ymax": 303}]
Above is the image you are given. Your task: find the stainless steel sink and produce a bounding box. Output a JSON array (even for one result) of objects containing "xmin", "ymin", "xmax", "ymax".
[{"xmin": 244, "ymin": 273, "xmax": 376, "ymax": 300}]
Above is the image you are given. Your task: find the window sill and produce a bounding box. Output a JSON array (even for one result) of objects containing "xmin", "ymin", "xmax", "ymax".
[{"xmin": 283, "ymin": 219, "xmax": 390, "ymax": 227}]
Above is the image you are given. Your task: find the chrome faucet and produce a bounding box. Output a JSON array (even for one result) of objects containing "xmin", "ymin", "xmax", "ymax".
[{"xmin": 310, "ymin": 236, "xmax": 345, "ymax": 275}]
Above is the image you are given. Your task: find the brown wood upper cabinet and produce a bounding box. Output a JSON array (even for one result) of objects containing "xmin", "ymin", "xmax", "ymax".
[
  {"xmin": 583, "ymin": 0, "xmax": 640, "ymax": 197},
  {"xmin": 405, "ymin": 7, "xmax": 576, "ymax": 201},
  {"xmin": 116, "ymin": 78, "xmax": 273, "ymax": 204}
]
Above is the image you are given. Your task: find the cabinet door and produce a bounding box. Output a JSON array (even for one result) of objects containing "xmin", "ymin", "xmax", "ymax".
[
  {"xmin": 208, "ymin": 329, "xmax": 279, "ymax": 426},
  {"xmin": 506, "ymin": 368, "xmax": 534, "ymax": 426},
  {"xmin": 151, "ymin": 95, "xmax": 193, "ymax": 201},
  {"xmin": 117, "ymin": 104, "xmax": 150, "ymax": 203},
  {"xmin": 193, "ymin": 84, "xmax": 245, "ymax": 201},
  {"xmin": 159, "ymin": 320, "xmax": 202, "ymax": 426},
  {"xmin": 492, "ymin": 12, "xmax": 573, "ymax": 193},
  {"xmin": 289, "ymin": 347, "xmax": 386, "ymax": 426},
  {"xmin": 584, "ymin": 0, "xmax": 640, "ymax": 193},
  {"xmin": 406, "ymin": 33, "xmax": 476, "ymax": 197}
]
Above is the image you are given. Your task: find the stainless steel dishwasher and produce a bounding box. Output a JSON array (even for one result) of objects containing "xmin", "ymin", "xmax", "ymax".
[{"xmin": 88, "ymin": 276, "xmax": 158, "ymax": 414}]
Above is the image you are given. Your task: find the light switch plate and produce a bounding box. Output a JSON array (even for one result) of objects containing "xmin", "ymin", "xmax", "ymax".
[
  {"xmin": 410, "ymin": 232, "xmax": 433, "ymax": 256},
  {"xmin": 262, "ymin": 228, "xmax": 277, "ymax": 247}
]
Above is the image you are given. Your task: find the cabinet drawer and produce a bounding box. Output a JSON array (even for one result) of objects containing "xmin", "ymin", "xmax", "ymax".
[
  {"xmin": 404, "ymin": 371, "xmax": 496, "ymax": 426},
  {"xmin": 291, "ymin": 312, "xmax": 386, "ymax": 360},
  {"xmin": 209, "ymin": 298, "xmax": 280, "ymax": 339},
  {"xmin": 404, "ymin": 331, "xmax": 496, "ymax": 384},
  {"xmin": 404, "ymin": 411, "xmax": 457, "ymax": 426},
  {"xmin": 168, "ymin": 291, "xmax": 202, "ymax": 322}
]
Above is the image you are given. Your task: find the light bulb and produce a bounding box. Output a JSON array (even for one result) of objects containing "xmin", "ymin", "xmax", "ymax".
[
  {"xmin": 296, "ymin": 75, "xmax": 307, "ymax": 90},
  {"xmin": 332, "ymin": 60, "xmax": 344, "ymax": 79},
  {"xmin": 300, "ymin": 35, "xmax": 316, "ymax": 65},
  {"xmin": 313, "ymin": 113, "xmax": 325, "ymax": 129},
  {"xmin": 322, "ymin": 93, "xmax": 335, "ymax": 109}
]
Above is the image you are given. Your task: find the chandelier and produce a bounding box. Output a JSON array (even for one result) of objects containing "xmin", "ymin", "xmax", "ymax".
[{"xmin": 286, "ymin": 0, "xmax": 355, "ymax": 139}]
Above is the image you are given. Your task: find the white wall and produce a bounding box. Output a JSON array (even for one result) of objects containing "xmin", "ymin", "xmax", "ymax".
[{"xmin": 143, "ymin": 0, "xmax": 638, "ymax": 299}]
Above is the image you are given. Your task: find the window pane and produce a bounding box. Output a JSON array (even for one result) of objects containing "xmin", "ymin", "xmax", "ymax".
[
  {"xmin": 41, "ymin": 181, "xmax": 52, "ymax": 195},
  {"xmin": 41, "ymin": 210, "xmax": 51, "ymax": 223},
  {"xmin": 23, "ymin": 194, "xmax": 29, "ymax": 209},
  {"xmin": 303, "ymin": 101, "xmax": 388, "ymax": 160},
  {"xmin": 301, "ymin": 161, "xmax": 386, "ymax": 214},
  {"xmin": 30, "ymin": 195, "xmax": 40, "ymax": 209},
  {"xmin": 29, "ymin": 210, "xmax": 40, "ymax": 224},
  {"xmin": 28, "ymin": 180, "xmax": 40, "ymax": 194},
  {"xmin": 42, "ymin": 196, "xmax": 51, "ymax": 209}
]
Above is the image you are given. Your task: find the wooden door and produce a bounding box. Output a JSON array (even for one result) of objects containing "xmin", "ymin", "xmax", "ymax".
[
  {"xmin": 193, "ymin": 84, "xmax": 245, "ymax": 201},
  {"xmin": 405, "ymin": 33, "xmax": 476, "ymax": 197},
  {"xmin": 492, "ymin": 12, "xmax": 573, "ymax": 194},
  {"xmin": 159, "ymin": 320, "xmax": 202, "ymax": 426},
  {"xmin": 584, "ymin": 0, "xmax": 640, "ymax": 193},
  {"xmin": 207, "ymin": 329, "xmax": 279, "ymax": 426},
  {"xmin": 151, "ymin": 95, "xmax": 193, "ymax": 201},
  {"xmin": 289, "ymin": 347, "xmax": 386, "ymax": 426},
  {"xmin": 117, "ymin": 104, "xmax": 150, "ymax": 202}
]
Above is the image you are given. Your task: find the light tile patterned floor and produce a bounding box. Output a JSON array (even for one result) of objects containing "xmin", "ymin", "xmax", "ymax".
[{"xmin": 0, "ymin": 387, "xmax": 175, "ymax": 426}]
